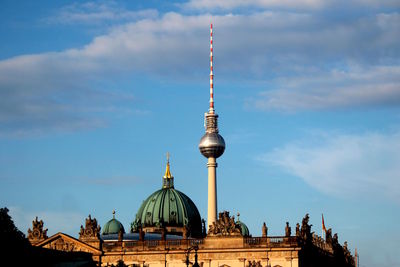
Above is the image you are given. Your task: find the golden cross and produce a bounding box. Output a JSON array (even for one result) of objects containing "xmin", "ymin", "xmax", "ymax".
[{"xmin": 166, "ymin": 152, "xmax": 170, "ymax": 163}]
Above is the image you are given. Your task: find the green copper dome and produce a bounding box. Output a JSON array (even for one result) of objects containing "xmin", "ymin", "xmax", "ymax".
[
  {"xmin": 236, "ymin": 220, "xmax": 249, "ymax": 237},
  {"xmin": 235, "ymin": 213, "xmax": 249, "ymax": 237},
  {"xmin": 131, "ymin": 160, "xmax": 203, "ymax": 237},
  {"xmin": 102, "ymin": 211, "xmax": 125, "ymax": 235}
]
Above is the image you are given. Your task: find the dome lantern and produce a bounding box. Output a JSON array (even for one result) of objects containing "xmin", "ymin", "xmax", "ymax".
[{"xmin": 163, "ymin": 152, "xmax": 174, "ymax": 189}]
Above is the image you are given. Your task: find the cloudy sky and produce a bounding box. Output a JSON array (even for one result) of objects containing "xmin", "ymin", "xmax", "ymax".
[{"xmin": 1, "ymin": 1, "xmax": 399, "ymax": 266}]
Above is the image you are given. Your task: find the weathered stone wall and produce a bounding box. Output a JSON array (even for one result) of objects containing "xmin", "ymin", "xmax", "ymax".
[{"xmin": 101, "ymin": 236, "xmax": 300, "ymax": 267}]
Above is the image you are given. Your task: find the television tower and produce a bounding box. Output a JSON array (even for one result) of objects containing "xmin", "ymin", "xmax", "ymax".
[{"xmin": 199, "ymin": 24, "xmax": 225, "ymax": 231}]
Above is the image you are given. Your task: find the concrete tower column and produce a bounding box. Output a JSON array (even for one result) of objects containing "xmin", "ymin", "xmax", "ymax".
[{"xmin": 207, "ymin": 157, "xmax": 217, "ymax": 228}]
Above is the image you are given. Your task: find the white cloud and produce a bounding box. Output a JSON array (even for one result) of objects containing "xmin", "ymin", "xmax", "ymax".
[
  {"xmin": 44, "ymin": 1, "xmax": 158, "ymax": 25},
  {"xmin": 0, "ymin": 50, "xmax": 135, "ymax": 136},
  {"xmin": 260, "ymin": 131, "xmax": 400, "ymax": 203},
  {"xmin": 182, "ymin": 0, "xmax": 326, "ymax": 10},
  {"xmin": 250, "ymin": 65, "xmax": 400, "ymax": 111},
  {"xmin": 1, "ymin": 9, "xmax": 399, "ymax": 134},
  {"xmin": 182, "ymin": 0, "xmax": 400, "ymax": 10},
  {"xmin": 355, "ymin": 0, "xmax": 400, "ymax": 8}
]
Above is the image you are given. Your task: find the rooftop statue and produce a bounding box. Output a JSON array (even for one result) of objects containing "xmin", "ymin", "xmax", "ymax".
[
  {"xmin": 79, "ymin": 214, "xmax": 101, "ymax": 239},
  {"xmin": 301, "ymin": 213, "xmax": 312, "ymax": 240},
  {"xmin": 27, "ymin": 216, "xmax": 48, "ymax": 243},
  {"xmin": 262, "ymin": 222, "xmax": 268, "ymax": 237},
  {"xmin": 285, "ymin": 222, "xmax": 291, "ymax": 237},
  {"xmin": 296, "ymin": 223, "xmax": 300, "ymax": 237},
  {"xmin": 208, "ymin": 211, "xmax": 242, "ymax": 236}
]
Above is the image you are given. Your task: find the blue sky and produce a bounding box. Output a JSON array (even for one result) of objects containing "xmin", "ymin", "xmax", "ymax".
[{"xmin": 1, "ymin": 0, "xmax": 399, "ymax": 266}]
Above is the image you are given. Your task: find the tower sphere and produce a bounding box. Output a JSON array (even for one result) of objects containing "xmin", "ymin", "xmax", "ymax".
[{"xmin": 199, "ymin": 132, "xmax": 225, "ymax": 158}]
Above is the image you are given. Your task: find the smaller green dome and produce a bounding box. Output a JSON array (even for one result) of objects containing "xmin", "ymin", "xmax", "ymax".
[
  {"xmin": 103, "ymin": 211, "xmax": 125, "ymax": 235},
  {"xmin": 236, "ymin": 214, "xmax": 250, "ymax": 237},
  {"xmin": 236, "ymin": 220, "xmax": 249, "ymax": 236}
]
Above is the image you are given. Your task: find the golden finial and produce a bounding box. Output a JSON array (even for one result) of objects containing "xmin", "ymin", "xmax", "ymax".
[
  {"xmin": 164, "ymin": 152, "xmax": 173, "ymax": 179},
  {"xmin": 112, "ymin": 209, "xmax": 115, "ymax": 219}
]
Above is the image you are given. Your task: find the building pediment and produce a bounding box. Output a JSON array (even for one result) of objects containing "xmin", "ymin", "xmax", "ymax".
[{"xmin": 36, "ymin": 232, "xmax": 102, "ymax": 256}]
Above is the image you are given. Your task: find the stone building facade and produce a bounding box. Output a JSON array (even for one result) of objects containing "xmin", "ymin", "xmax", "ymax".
[{"xmin": 28, "ymin": 210, "xmax": 355, "ymax": 267}]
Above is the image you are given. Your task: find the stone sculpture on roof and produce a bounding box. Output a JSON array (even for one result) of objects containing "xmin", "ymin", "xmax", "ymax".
[
  {"xmin": 285, "ymin": 222, "xmax": 291, "ymax": 237},
  {"xmin": 262, "ymin": 222, "xmax": 268, "ymax": 237},
  {"xmin": 301, "ymin": 213, "xmax": 312, "ymax": 240},
  {"xmin": 79, "ymin": 214, "xmax": 101, "ymax": 239},
  {"xmin": 208, "ymin": 211, "xmax": 242, "ymax": 236},
  {"xmin": 27, "ymin": 216, "xmax": 48, "ymax": 244}
]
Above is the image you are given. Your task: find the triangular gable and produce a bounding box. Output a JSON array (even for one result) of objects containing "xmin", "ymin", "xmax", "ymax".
[{"xmin": 36, "ymin": 232, "xmax": 102, "ymax": 255}]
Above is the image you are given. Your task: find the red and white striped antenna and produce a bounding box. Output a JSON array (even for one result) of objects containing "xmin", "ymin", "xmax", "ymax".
[{"xmin": 209, "ymin": 23, "xmax": 215, "ymax": 114}]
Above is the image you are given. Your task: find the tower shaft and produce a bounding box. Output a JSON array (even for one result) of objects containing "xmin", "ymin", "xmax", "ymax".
[{"xmin": 207, "ymin": 157, "xmax": 217, "ymax": 229}]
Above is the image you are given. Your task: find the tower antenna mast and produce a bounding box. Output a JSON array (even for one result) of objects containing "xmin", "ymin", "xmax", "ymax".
[{"xmin": 209, "ymin": 23, "xmax": 214, "ymax": 114}]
